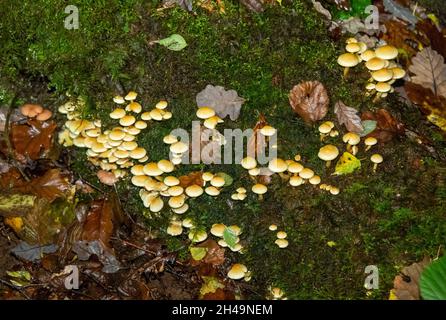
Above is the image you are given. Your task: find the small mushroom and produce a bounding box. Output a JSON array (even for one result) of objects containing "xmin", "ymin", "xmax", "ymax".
[
  {"xmin": 370, "ymin": 154, "xmax": 383, "ymax": 172},
  {"xmin": 36, "ymin": 109, "xmax": 52, "ymax": 121},
  {"xmin": 227, "ymin": 264, "xmax": 248, "ymax": 280},
  {"xmin": 269, "ymin": 224, "xmax": 278, "ymax": 231},
  {"xmin": 337, "ymin": 53, "xmax": 360, "ymax": 77},
  {"xmin": 318, "ymin": 144, "xmax": 339, "ymax": 167},
  {"xmin": 252, "ymin": 183, "xmax": 267, "ymax": 200},
  {"xmin": 342, "ymin": 132, "xmax": 360, "ymax": 154},
  {"xmin": 241, "ymin": 156, "xmax": 257, "ymax": 170},
  {"xmin": 275, "ymin": 239, "xmax": 289, "ymax": 248},
  {"xmin": 364, "ymin": 137, "xmax": 377, "ymax": 151}
]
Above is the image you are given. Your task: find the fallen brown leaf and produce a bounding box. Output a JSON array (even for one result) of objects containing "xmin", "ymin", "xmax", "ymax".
[
  {"xmin": 10, "ymin": 119, "xmax": 57, "ymax": 161},
  {"xmin": 195, "ymin": 239, "xmax": 225, "ymax": 266},
  {"xmin": 289, "ymin": 81, "xmax": 329, "ymax": 124},
  {"xmin": 417, "ymin": 20, "xmax": 446, "ymax": 60},
  {"xmin": 334, "ymin": 101, "xmax": 364, "ymax": 133},
  {"xmin": 361, "ymin": 109, "xmax": 405, "ymax": 142},
  {"xmin": 247, "ymin": 114, "xmax": 267, "ymax": 158},
  {"xmin": 179, "ymin": 171, "xmax": 204, "ymax": 188},
  {"xmin": 82, "ymin": 199, "xmax": 114, "ymax": 247},
  {"xmin": 392, "ymin": 258, "xmax": 430, "ymax": 300}
]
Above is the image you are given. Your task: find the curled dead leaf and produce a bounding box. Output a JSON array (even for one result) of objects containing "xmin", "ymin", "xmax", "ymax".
[
  {"xmin": 361, "ymin": 109, "xmax": 405, "ymax": 143},
  {"xmin": 334, "ymin": 101, "xmax": 364, "ymax": 133},
  {"xmin": 97, "ymin": 170, "xmax": 118, "ymax": 186},
  {"xmin": 179, "ymin": 172, "xmax": 204, "ymax": 188},
  {"xmin": 289, "ymin": 81, "xmax": 329, "ymax": 124}
]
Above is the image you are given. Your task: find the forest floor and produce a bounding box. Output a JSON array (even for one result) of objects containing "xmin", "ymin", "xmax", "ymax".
[{"xmin": 0, "ymin": 0, "xmax": 445, "ymax": 300}]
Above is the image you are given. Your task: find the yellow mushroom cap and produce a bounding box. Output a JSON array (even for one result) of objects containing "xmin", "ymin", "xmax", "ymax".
[
  {"xmin": 129, "ymin": 147, "xmax": 147, "ymax": 160},
  {"xmin": 131, "ymin": 175, "xmax": 149, "ymax": 187},
  {"xmin": 211, "ymin": 223, "xmax": 226, "ymax": 237},
  {"xmin": 228, "ymin": 264, "xmax": 248, "ymax": 280},
  {"xmin": 364, "ymin": 137, "xmax": 378, "ymax": 147},
  {"xmin": 268, "ymin": 158, "xmax": 288, "ymax": 173},
  {"xmin": 365, "ymin": 57, "xmax": 386, "ymax": 71},
  {"xmin": 168, "ymin": 186, "xmax": 184, "ymax": 197},
  {"xmin": 370, "ymin": 153, "xmax": 383, "ymax": 164},
  {"xmin": 108, "ymin": 130, "xmax": 126, "ymax": 141},
  {"xmin": 134, "ymin": 120, "xmax": 147, "ymax": 130},
  {"xmin": 375, "ymin": 82, "xmax": 392, "ymax": 93},
  {"xmin": 269, "ymin": 224, "xmax": 278, "ymax": 231},
  {"xmin": 241, "ymin": 156, "xmax": 257, "ymax": 170},
  {"xmin": 119, "ymin": 115, "xmax": 136, "ymax": 127},
  {"xmin": 358, "ymin": 42, "xmax": 367, "ymax": 54},
  {"xmin": 110, "ymin": 108, "xmax": 126, "ymax": 119},
  {"xmin": 121, "ymin": 141, "xmax": 138, "ymax": 151},
  {"xmin": 289, "ymin": 175, "xmax": 303, "ymax": 186},
  {"xmin": 85, "ymin": 128, "xmax": 101, "ymax": 138},
  {"xmin": 141, "ymin": 111, "xmax": 151, "ymax": 121},
  {"xmin": 172, "ymin": 204, "xmax": 189, "ymax": 214},
  {"xmin": 167, "ymin": 223, "xmax": 183, "ymax": 236},
  {"xmin": 287, "ymin": 162, "xmax": 304, "ymax": 173},
  {"xmin": 260, "ymin": 125, "xmax": 276, "ymax": 136},
  {"xmin": 91, "ymin": 142, "xmax": 107, "ymax": 153},
  {"xmin": 182, "ymin": 218, "xmax": 194, "ymax": 228},
  {"xmin": 163, "ymin": 111, "xmax": 172, "ymax": 120},
  {"xmin": 236, "ymin": 187, "xmax": 247, "ymax": 194},
  {"xmin": 375, "ymin": 45, "xmax": 398, "ymax": 60},
  {"xmin": 163, "ymin": 134, "xmax": 178, "ymax": 145},
  {"xmin": 299, "ymin": 168, "xmax": 314, "ymax": 179},
  {"xmin": 276, "ymin": 231, "xmax": 287, "ymax": 239},
  {"xmin": 113, "ymin": 96, "xmax": 125, "ymax": 104},
  {"xmin": 143, "ymin": 162, "xmax": 163, "ymax": 176},
  {"xmin": 164, "ymin": 176, "xmax": 180, "ymax": 186},
  {"xmin": 127, "ymin": 102, "xmax": 142, "ymax": 113},
  {"xmin": 210, "ymin": 176, "xmax": 225, "ymax": 187},
  {"xmin": 188, "ymin": 229, "xmax": 208, "ymax": 242},
  {"xmin": 337, "ymin": 53, "xmax": 360, "ymax": 68},
  {"xmin": 346, "ymin": 37, "xmax": 358, "ymax": 44},
  {"xmin": 390, "ymin": 67, "xmax": 406, "ymax": 80},
  {"xmin": 309, "ymin": 175, "xmax": 321, "ymax": 185},
  {"xmin": 158, "ymin": 159, "xmax": 174, "ymax": 173},
  {"xmin": 318, "ymin": 122, "xmax": 332, "ymax": 134},
  {"xmin": 275, "ymin": 239, "xmax": 289, "ymax": 248},
  {"xmin": 271, "ymin": 287, "xmax": 284, "ymax": 298},
  {"xmin": 228, "ymin": 225, "xmax": 242, "ymax": 236},
  {"xmin": 130, "ymin": 164, "xmax": 145, "ymax": 176},
  {"xmin": 205, "ymin": 186, "xmax": 220, "ymax": 196},
  {"xmin": 342, "ymin": 132, "xmax": 361, "ymax": 145},
  {"xmin": 360, "ymin": 50, "xmax": 376, "ymax": 62},
  {"xmin": 156, "ymin": 100, "xmax": 168, "ymax": 110},
  {"xmin": 113, "ymin": 149, "xmax": 129, "ymax": 159},
  {"xmin": 318, "ymin": 144, "xmax": 339, "ymax": 161},
  {"xmin": 329, "ymin": 187, "xmax": 340, "ymax": 195},
  {"xmin": 203, "ymin": 116, "xmax": 220, "ymax": 129},
  {"xmin": 366, "ymin": 83, "xmax": 376, "ymax": 90},
  {"xmin": 196, "ymin": 107, "xmax": 215, "ymax": 119},
  {"xmin": 252, "ymin": 183, "xmax": 267, "ymax": 195},
  {"xmin": 170, "ymin": 141, "xmax": 188, "ymax": 154},
  {"xmin": 124, "ymin": 91, "xmax": 137, "ymax": 101},
  {"xmin": 149, "ymin": 197, "xmax": 164, "ymax": 212},
  {"xmin": 248, "ymin": 168, "xmax": 260, "ymax": 176},
  {"xmin": 372, "ymin": 68, "xmax": 394, "ymax": 82},
  {"xmin": 149, "ymin": 109, "xmax": 163, "ymax": 121},
  {"xmin": 168, "ymin": 195, "xmax": 186, "ymax": 209},
  {"xmin": 185, "ymin": 184, "xmax": 204, "ymax": 197},
  {"xmin": 345, "ymin": 42, "xmax": 361, "ymax": 53},
  {"xmin": 218, "ymin": 239, "xmax": 228, "ymax": 247},
  {"xmin": 202, "ymin": 172, "xmax": 214, "ymax": 181}
]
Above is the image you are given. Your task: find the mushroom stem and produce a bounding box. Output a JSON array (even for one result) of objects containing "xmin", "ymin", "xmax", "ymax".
[
  {"xmin": 346, "ymin": 144, "xmax": 352, "ymax": 153},
  {"xmin": 373, "ymin": 163, "xmax": 378, "ymax": 172},
  {"xmin": 326, "ymin": 160, "xmax": 332, "ymax": 168},
  {"xmin": 278, "ymin": 172, "xmax": 288, "ymax": 181},
  {"xmin": 258, "ymin": 194, "xmax": 263, "ymax": 201},
  {"xmin": 320, "ymin": 133, "xmax": 327, "ymax": 142},
  {"xmin": 343, "ymin": 67, "xmax": 350, "ymax": 78},
  {"xmin": 373, "ymin": 92, "xmax": 382, "ymax": 103},
  {"xmin": 352, "ymin": 145, "xmax": 358, "ymax": 155},
  {"xmin": 365, "ymin": 145, "xmax": 371, "ymax": 152}
]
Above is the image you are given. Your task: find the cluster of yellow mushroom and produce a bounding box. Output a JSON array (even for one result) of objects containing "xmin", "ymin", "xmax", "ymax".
[
  {"xmin": 210, "ymin": 224, "xmax": 243, "ymax": 252},
  {"xmin": 318, "ymin": 129, "xmax": 383, "ymax": 173},
  {"xmin": 274, "ymin": 230, "xmax": 288, "ymax": 249},
  {"xmin": 319, "ymin": 184, "xmax": 340, "ymax": 195},
  {"xmin": 20, "ymin": 104, "xmax": 52, "ymax": 121},
  {"xmin": 337, "ymin": 39, "xmax": 405, "ymax": 99},
  {"xmin": 318, "ymin": 121, "xmax": 339, "ymax": 141},
  {"xmin": 231, "ymin": 187, "xmax": 247, "ymax": 201},
  {"xmin": 167, "ymin": 218, "xmax": 208, "ymax": 243}
]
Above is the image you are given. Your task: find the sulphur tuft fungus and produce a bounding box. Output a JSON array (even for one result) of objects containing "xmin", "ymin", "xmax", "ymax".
[
  {"xmin": 370, "ymin": 153, "xmax": 383, "ymax": 172},
  {"xmin": 318, "ymin": 144, "xmax": 339, "ymax": 167},
  {"xmin": 227, "ymin": 264, "xmax": 248, "ymax": 280}
]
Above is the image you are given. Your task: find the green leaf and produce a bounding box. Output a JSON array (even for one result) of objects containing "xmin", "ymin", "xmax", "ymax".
[
  {"xmin": 223, "ymin": 227, "xmax": 238, "ymax": 249},
  {"xmin": 0, "ymin": 194, "xmax": 36, "ymax": 216},
  {"xmin": 190, "ymin": 246, "xmax": 208, "ymax": 261},
  {"xmin": 333, "ymin": 152, "xmax": 361, "ymax": 175},
  {"xmin": 216, "ymin": 172, "xmax": 233, "ymax": 187},
  {"xmin": 420, "ymin": 256, "xmax": 446, "ymax": 300},
  {"xmin": 359, "ymin": 120, "xmax": 377, "ymax": 137},
  {"xmin": 7, "ymin": 270, "xmax": 31, "ymax": 281},
  {"xmin": 200, "ymin": 276, "xmax": 225, "ymax": 297},
  {"xmin": 156, "ymin": 34, "xmax": 187, "ymax": 51},
  {"xmin": 333, "ymin": 0, "xmax": 372, "ymax": 20}
]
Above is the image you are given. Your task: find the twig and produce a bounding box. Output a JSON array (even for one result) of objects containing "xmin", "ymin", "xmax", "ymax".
[{"xmin": 0, "ymin": 278, "xmax": 31, "ymax": 300}]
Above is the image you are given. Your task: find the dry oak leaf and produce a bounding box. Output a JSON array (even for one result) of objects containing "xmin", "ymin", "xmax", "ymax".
[
  {"xmin": 334, "ymin": 101, "xmax": 364, "ymax": 133},
  {"xmin": 11, "ymin": 119, "xmax": 57, "ymax": 161},
  {"xmin": 361, "ymin": 109, "xmax": 405, "ymax": 143},
  {"xmin": 82, "ymin": 198, "xmax": 114, "ymax": 247},
  {"xmin": 196, "ymin": 85, "xmax": 245, "ymax": 121},
  {"xmin": 289, "ymin": 81, "xmax": 329, "ymax": 124},
  {"xmin": 408, "ymin": 47, "xmax": 446, "ymax": 97},
  {"xmin": 179, "ymin": 171, "xmax": 204, "ymax": 188},
  {"xmin": 392, "ymin": 258, "xmax": 430, "ymax": 300}
]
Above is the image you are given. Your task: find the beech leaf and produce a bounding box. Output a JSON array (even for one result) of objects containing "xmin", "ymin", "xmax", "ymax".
[
  {"xmin": 334, "ymin": 101, "xmax": 364, "ymax": 133},
  {"xmin": 289, "ymin": 81, "xmax": 329, "ymax": 124},
  {"xmin": 392, "ymin": 258, "xmax": 430, "ymax": 300}
]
